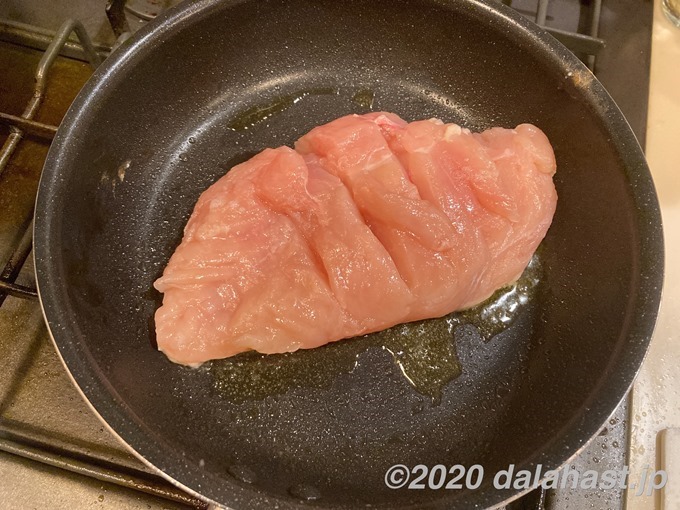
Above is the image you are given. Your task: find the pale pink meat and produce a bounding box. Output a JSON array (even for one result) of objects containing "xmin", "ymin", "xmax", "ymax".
[
  {"xmin": 370, "ymin": 114, "xmax": 557, "ymax": 304},
  {"xmin": 154, "ymin": 113, "xmax": 557, "ymax": 365}
]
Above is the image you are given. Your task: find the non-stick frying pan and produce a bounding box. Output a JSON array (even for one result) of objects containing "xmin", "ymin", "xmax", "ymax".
[{"xmin": 33, "ymin": 0, "xmax": 663, "ymax": 508}]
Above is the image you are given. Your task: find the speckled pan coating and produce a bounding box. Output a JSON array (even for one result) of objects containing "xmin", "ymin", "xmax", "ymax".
[{"xmin": 34, "ymin": 0, "xmax": 664, "ymax": 508}]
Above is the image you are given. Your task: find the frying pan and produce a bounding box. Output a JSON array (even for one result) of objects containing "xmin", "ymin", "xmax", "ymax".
[{"xmin": 33, "ymin": 0, "xmax": 663, "ymax": 508}]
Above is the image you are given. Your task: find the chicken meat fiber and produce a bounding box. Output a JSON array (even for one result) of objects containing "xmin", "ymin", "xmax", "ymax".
[{"xmin": 153, "ymin": 113, "xmax": 557, "ymax": 365}]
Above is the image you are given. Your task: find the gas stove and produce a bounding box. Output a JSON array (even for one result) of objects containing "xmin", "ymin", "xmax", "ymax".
[{"xmin": 0, "ymin": 1, "xmax": 654, "ymax": 509}]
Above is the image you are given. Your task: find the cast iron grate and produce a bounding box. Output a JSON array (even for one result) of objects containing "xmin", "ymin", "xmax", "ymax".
[{"xmin": 0, "ymin": 22, "xmax": 99, "ymax": 305}]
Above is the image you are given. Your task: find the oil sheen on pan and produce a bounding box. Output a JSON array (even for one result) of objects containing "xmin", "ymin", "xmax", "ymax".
[{"xmin": 153, "ymin": 111, "xmax": 557, "ymax": 398}]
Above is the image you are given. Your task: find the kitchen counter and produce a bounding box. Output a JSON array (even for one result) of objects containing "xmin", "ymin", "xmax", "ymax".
[{"xmin": 627, "ymin": 1, "xmax": 680, "ymax": 509}]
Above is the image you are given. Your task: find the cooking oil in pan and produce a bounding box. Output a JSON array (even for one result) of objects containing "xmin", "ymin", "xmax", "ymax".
[
  {"xmin": 377, "ymin": 317, "xmax": 460, "ymax": 403},
  {"xmin": 225, "ymin": 86, "xmax": 376, "ymax": 131},
  {"xmin": 226, "ymin": 88, "xmax": 339, "ymax": 131},
  {"xmin": 212, "ymin": 253, "xmax": 542, "ymax": 403},
  {"xmin": 454, "ymin": 252, "xmax": 542, "ymax": 341},
  {"xmin": 351, "ymin": 89, "xmax": 374, "ymax": 109}
]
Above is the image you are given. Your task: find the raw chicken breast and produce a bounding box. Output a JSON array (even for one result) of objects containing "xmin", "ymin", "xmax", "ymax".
[
  {"xmin": 154, "ymin": 113, "xmax": 557, "ymax": 365},
  {"xmin": 369, "ymin": 113, "xmax": 557, "ymax": 303},
  {"xmin": 296, "ymin": 114, "xmax": 483, "ymax": 319}
]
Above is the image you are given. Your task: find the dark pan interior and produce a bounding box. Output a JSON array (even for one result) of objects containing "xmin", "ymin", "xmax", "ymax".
[{"xmin": 34, "ymin": 0, "xmax": 663, "ymax": 509}]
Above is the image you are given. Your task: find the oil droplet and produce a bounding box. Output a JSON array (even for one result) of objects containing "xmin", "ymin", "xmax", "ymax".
[
  {"xmin": 452, "ymin": 253, "xmax": 542, "ymax": 341},
  {"xmin": 351, "ymin": 89, "xmax": 374, "ymax": 109},
  {"xmin": 227, "ymin": 88, "xmax": 338, "ymax": 131},
  {"xmin": 379, "ymin": 318, "xmax": 460, "ymax": 403},
  {"xmin": 116, "ymin": 160, "xmax": 130, "ymax": 182}
]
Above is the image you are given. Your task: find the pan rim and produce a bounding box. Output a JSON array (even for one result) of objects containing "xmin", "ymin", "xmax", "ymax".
[{"xmin": 33, "ymin": 0, "xmax": 664, "ymax": 508}]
